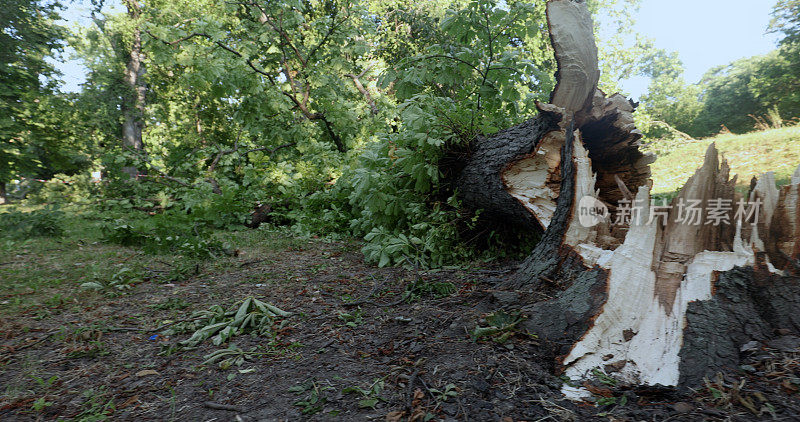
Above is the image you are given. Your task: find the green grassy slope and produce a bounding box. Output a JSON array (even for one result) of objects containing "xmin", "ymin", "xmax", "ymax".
[{"xmin": 648, "ymin": 125, "xmax": 800, "ymax": 195}]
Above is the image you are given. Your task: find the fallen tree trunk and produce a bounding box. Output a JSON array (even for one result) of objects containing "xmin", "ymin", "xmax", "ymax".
[
  {"xmin": 244, "ymin": 202, "xmax": 272, "ymax": 229},
  {"xmin": 459, "ymin": 0, "xmax": 800, "ymax": 391}
]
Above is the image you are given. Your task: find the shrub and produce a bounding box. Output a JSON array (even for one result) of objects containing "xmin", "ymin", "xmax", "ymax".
[
  {"xmin": 333, "ymin": 0, "xmax": 549, "ymax": 267},
  {"xmin": 178, "ymin": 181, "xmax": 252, "ymax": 230},
  {"xmin": 0, "ymin": 206, "xmax": 65, "ymax": 238},
  {"xmin": 288, "ymin": 183, "xmax": 354, "ymax": 238},
  {"xmin": 101, "ymin": 214, "xmax": 231, "ymax": 258},
  {"xmin": 26, "ymin": 174, "xmax": 101, "ymax": 205},
  {"xmin": 80, "ymin": 267, "xmax": 144, "ymax": 296}
]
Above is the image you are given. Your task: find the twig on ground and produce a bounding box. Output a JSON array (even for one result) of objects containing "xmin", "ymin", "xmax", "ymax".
[
  {"xmin": 8, "ymin": 330, "xmax": 57, "ymax": 352},
  {"xmin": 204, "ymin": 401, "xmax": 244, "ymax": 412},
  {"xmin": 317, "ymin": 339, "xmax": 335, "ymax": 351},
  {"xmin": 339, "ymin": 276, "xmax": 411, "ymax": 307},
  {"xmin": 341, "ymin": 276, "xmax": 384, "ymax": 307},
  {"xmin": 239, "ymin": 258, "xmax": 268, "ymax": 268},
  {"xmin": 375, "ymin": 295, "xmax": 408, "ymax": 308},
  {"xmin": 406, "ymin": 368, "xmax": 420, "ymax": 413}
]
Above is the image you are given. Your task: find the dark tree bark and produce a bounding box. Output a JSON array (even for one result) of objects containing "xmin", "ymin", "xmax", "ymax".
[
  {"xmin": 457, "ymin": 0, "xmax": 800, "ymax": 392},
  {"xmin": 680, "ymin": 265, "xmax": 800, "ymax": 387},
  {"xmin": 0, "ymin": 181, "xmax": 6, "ymax": 205},
  {"xmin": 457, "ymin": 111, "xmax": 559, "ymax": 232}
]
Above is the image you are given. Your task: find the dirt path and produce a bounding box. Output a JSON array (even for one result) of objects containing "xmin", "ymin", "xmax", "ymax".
[{"xmin": 2, "ymin": 235, "xmax": 799, "ymax": 421}]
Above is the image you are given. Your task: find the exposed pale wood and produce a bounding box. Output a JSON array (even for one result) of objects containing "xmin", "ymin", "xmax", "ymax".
[
  {"xmin": 748, "ymin": 171, "xmax": 780, "ymax": 251},
  {"xmin": 614, "ymin": 174, "xmax": 633, "ymax": 201},
  {"xmin": 502, "ymin": 131, "xmax": 564, "ymax": 228},
  {"xmin": 562, "ymin": 149, "xmax": 756, "ymax": 387},
  {"xmin": 651, "ymin": 144, "xmax": 736, "ymax": 311},
  {"xmin": 551, "ymin": 146, "xmax": 798, "ymax": 390},
  {"xmin": 563, "ymin": 130, "xmax": 602, "ymax": 247}
]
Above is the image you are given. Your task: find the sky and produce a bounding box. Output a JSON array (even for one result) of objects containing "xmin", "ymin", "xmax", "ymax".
[
  {"xmin": 50, "ymin": 0, "xmax": 119, "ymax": 93},
  {"xmin": 622, "ymin": 0, "xmax": 781, "ymax": 99},
  {"xmin": 53, "ymin": 0, "xmax": 783, "ymax": 98}
]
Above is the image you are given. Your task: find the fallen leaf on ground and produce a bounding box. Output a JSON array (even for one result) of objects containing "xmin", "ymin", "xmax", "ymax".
[
  {"xmin": 136, "ymin": 369, "xmax": 159, "ymax": 377},
  {"xmin": 385, "ymin": 410, "xmax": 405, "ymax": 422}
]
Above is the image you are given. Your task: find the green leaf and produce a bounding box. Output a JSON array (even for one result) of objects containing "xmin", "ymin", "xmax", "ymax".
[{"xmin": 358, "ymin": 398, "xmax": 379, "ymax": 409}]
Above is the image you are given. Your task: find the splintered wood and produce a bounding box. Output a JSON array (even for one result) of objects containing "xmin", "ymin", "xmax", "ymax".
[
  {"xmin": 562, "ymin": 145, "xmax": 799, "ymax": 387},
  {"xmin": 502, "ymin": 131, "xmax": 563, "ymax": 228}
]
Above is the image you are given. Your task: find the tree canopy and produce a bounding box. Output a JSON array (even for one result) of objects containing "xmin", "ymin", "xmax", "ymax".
[
  {"xmin": 0, "ymin": 0, "xmax": 68, "ymax": 190},
  {"xmin": 2, "ymin": 0, "xmax": 798, "ymax": 264}
]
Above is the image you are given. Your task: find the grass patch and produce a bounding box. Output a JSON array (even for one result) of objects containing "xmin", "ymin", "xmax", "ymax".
[
  {"xmin": 0, "ymin": 204, "xmax": 333, "ymax": 319},
  {"xmin": 0, "ymin": 205, "xmax": 148, "ymax": 316},
  {"xmin": 648, "ymin": 125, "xmax": 800, "ymax": 195},
  {"xmin": 0, "ymin": 208, "xmax": 218, "ymax": 315}
]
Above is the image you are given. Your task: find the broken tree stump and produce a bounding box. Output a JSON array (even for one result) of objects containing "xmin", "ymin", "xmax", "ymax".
[{"xmin": 457, "ymin": 0, "xmax": 800, "ymax": 390}]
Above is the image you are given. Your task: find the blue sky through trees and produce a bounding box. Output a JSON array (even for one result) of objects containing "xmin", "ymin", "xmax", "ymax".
[{"xmin": 623, "ymin": 0, "xmax": 780, "ymax": 98}]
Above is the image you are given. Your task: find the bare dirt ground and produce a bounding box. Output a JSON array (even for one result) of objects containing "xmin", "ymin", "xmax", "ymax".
[{"xmin": 2, "ymin": 231, "xmax": 800, "ymax": 421}]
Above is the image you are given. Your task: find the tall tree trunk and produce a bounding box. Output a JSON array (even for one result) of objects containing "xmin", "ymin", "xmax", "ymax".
[
  {"xmin": 457, "ymin": 0, "xmax": 800, "ymax": 393},
  {"xmin": 0, "ymin": 181, "xmax": 6, "ymax": 205},
  {"xmin": 121, "ymin": 0, "xmax": 146, "ymax": 179}
]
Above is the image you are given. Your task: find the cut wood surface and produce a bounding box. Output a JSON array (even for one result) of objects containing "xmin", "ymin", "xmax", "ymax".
[{"xmin": 546, "ymin": 0, "xmax": 599, "ymax": 114}]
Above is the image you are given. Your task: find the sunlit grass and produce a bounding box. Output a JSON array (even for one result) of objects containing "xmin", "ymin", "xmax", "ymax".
[
  {"xmin": 0, "ymin": 204, "xmax": 340, "ymax": 318},
  {"xmin": 649, "ymin": 125, "xmax": 800, "ymax": 195},
  {"xmin": 0, "ymin": 205, "xmax": 150, "ymax": 316}
]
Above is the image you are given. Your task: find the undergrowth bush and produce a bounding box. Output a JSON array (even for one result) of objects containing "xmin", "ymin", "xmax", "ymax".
[
  {"xmin": 336, "ymin": 1, "xmax": 550, "ymax": 267},
  {"xmin": 178, "ymin": 181, "xmax": 253, "ymax": 230},
  {"xmin": 80, "ymin": 266, "xmax": 144, "ymax": 297},
  {"xmin": 101, "ymin": 214, "xmax": 231, "ymax": 258},
  {"xmin": 288, "ymin": 184, "xmax": 353, "ymax": 238},
  {"xmin": 26, "ymin": 174, "xmax": 101, "ymax": 205},
  {"xmin": 0, "ymin": 206, "xmax": 65, "ymax": 238}
]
